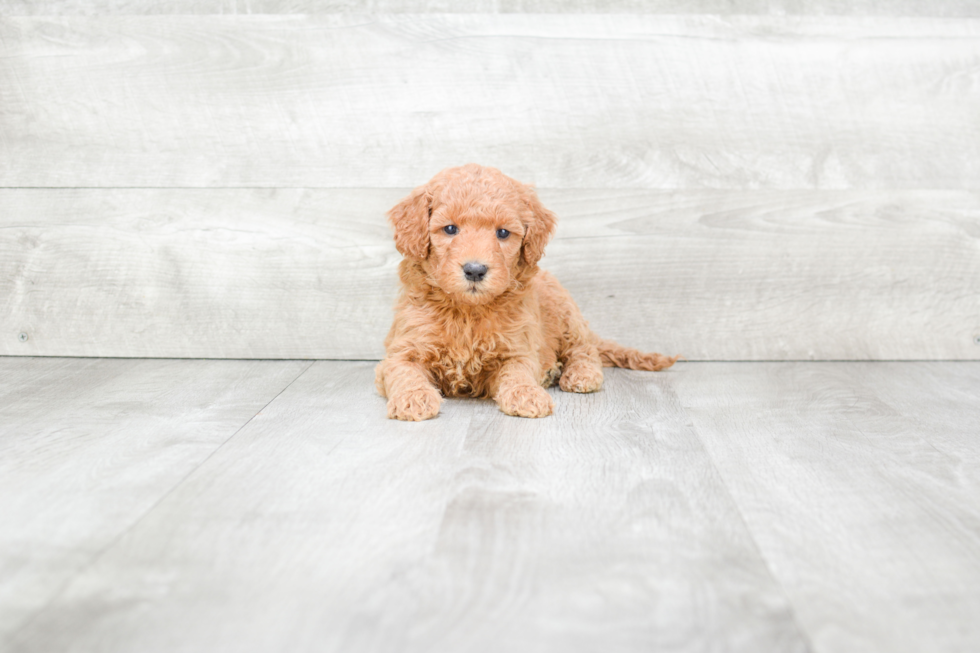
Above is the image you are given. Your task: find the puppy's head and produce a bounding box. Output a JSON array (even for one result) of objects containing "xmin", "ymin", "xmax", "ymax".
[{"xmin": 388, "ymin": 164, "xmax": 557, "ymax": 305}]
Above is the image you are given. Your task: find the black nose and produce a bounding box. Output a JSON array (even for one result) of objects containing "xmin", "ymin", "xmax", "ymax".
[{"xmin": 463, "ymin": 262, "xmax": 488, "ymax": 282}]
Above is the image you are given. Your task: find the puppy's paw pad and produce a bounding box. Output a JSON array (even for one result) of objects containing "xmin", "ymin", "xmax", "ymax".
[
  {"xmin": 559, "ymin": 365, "xmax": 603, "ymax": 393},
  {"xmin": 387, "ymin": 389, "xmax": 441, "ymax": 421},
  {"xmin": 497, "ymin": 385, "xmax": 554, "ymax": 418}
]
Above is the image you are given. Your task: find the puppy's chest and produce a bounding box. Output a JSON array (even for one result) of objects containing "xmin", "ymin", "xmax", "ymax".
[{"xmin": 428, "ymin": 325, "xmax": 507, "ymax": 396}]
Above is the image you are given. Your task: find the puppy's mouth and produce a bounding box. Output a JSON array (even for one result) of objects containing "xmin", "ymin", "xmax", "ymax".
[{"xmin": 457, "ymin": 280, "xmax": 495, "ymax": 303}]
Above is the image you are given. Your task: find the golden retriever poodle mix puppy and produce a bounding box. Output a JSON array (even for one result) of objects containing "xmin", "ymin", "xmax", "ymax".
[{"xmin": 376, "ymin": 164, "xmax": 677, "ymax": 421}]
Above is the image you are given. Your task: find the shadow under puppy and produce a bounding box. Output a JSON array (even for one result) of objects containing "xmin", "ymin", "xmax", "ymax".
[{"xmin": 376, "ymin": 164, "xmax": 677, "ymax": 421}]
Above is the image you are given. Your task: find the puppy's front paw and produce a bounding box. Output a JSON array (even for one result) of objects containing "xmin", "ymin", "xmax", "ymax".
[
  {"xmin": 496, "ymin": 384, "xmax": 554, "ymax": 418},
  {"xmin": 559, "ymin": 364, "xmax": 604, "ymax": 393},
  {"xmin": 387, "ymin": 388, "xmax": 441, "ymax": 421}
]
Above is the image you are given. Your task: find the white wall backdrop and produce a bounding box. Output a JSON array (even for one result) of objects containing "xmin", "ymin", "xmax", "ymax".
[{"xmin": 1, "ymin": 3, "xmax": 978, "ymax": 359}]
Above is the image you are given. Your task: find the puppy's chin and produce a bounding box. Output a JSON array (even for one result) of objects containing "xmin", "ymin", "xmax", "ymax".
[{"xmin": 450, "ymin": 284, "xmax": 498, "ymax": 306}]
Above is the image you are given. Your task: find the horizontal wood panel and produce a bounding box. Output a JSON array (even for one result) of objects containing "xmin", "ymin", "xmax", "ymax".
[
  {"xmin": 2, "ymin": 188, "xmax": 977, "ymax": 360},
  {"xmin": 2, "ymin": 15, "xmax": 979, "ymax": 188},
  {"xmin": 3, "ymin": 1, "xmax": 980, "ymax": 15},
  {"xmin": 0, "ymin": 188, "xmax": 404, "ymax": 359}
]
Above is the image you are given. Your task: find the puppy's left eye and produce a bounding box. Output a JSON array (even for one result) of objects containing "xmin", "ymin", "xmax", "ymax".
[{"xmin": 496, "ymin": 229, "xmax": 510, "ymax": 240}]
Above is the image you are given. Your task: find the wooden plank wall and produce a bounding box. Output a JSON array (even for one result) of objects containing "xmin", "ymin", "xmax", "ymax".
[{"xmin": 1, "ymin": 3, "xmax": 978, "ymax": 360}]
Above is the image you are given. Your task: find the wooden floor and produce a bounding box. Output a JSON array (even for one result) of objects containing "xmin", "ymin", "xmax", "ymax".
[
  {"xmin": 1, "ymin": 357, "xmax": 978, "ymax": 653},
  {"xmin": 0, "ymin": 357, "xmax": 980, "ymax": 653}
]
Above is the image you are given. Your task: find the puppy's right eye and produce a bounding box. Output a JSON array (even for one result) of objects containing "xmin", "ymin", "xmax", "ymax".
[{"xmin": 443, "ymin": 225, "xmax": 459, "ymax": 235}]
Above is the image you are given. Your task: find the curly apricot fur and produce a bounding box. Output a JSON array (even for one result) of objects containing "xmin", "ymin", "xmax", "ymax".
[{"xmin": 376, "ymin": 164, "xmax": 677, "ymax": 420}]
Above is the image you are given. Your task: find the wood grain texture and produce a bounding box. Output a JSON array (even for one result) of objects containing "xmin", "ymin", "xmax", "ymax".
[
  {"xmin": 0, "ymin": 188, "xmax": 403, "ymax": 359},
  {"xmin": 0, "ymin": 356, "xmax": 309, "ymax": 642},
  {"xmin": 2, "ymin": 15, "xmax": 979, "ymax": 188},
  {"xmin": 673, "ymin": 362, "xmax": 980, "ymax": 653},
  {"xmin": 4, "ymin": 0, "xmax": 980, "ymax": 15},
  {"xmin": 2, "ymin": 188, "xmax": 977, "ymax": 360},
  {"xmin": 5, "ymin": 361, "xmax": 809, "ymax": 653}
]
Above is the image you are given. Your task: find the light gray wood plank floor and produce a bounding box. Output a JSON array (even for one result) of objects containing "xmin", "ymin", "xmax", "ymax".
[
  {"xmin": 2, "ymin": 357, "xmax": 978, "ymax": 652},
  {"xmin": 0, "ymin": 358, "xmax": 311, "ymax": 642},
  {"xmin": 673, "ymin": 362, "xmax": 980, "ymax": 653}
]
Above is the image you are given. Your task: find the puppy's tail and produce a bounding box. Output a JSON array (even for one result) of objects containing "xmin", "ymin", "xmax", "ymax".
[{"xmin": 595, "ymin": 337, "xmax": 680, "ymax": 371}]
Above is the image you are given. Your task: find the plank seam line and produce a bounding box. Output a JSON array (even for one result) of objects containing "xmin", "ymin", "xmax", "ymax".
[
  {"xmin": 679, "ymin": 402, "xmax": 818, "ymax": 652},
  {"xmin": 3, "ymin": 186, "xmax": 980, "ymax": 191},
  {"xmin": 2, "ymin": 357, "xmax": 979, "ymax": 363},
  {"xmin": 3, "ymin": 359, "xmax": 316, "ymax": 646}
]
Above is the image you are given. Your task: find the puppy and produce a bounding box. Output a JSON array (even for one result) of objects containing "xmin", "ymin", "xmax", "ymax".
[{"xmin": 375, "ymin": 164, "xmax": 677, "ymax": 421}]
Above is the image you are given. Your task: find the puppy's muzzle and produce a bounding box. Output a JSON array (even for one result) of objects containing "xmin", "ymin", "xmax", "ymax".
[{"xmin": 463, "ymin": 262, "xmax": 488, "ymax": 283}]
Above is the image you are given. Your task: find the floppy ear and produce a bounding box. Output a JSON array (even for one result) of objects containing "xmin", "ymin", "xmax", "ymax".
[
  {"xmin": 520, "ymin": 185, "xmax": 558, "ymax": 268},
  {"xmin": 387, "ymin": 185, "xmax": 433, "ymax": 259}
]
